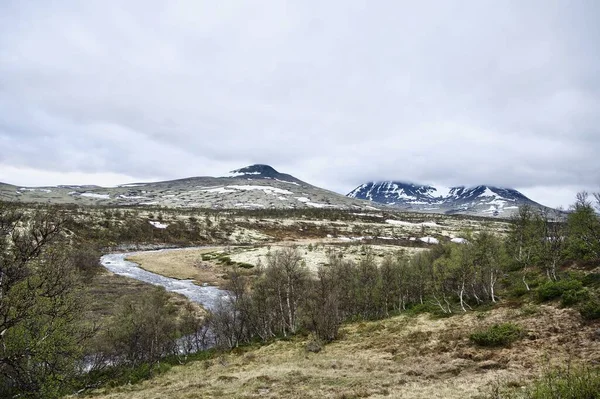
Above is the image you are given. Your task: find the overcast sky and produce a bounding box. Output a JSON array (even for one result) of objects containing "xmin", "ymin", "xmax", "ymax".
[{"xmin": 1, "ymin": 1, "xmax": 598, "ymax": 208}]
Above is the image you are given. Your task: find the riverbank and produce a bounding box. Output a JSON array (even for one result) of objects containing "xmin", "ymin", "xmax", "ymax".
[
  {"xmin": 100, "ymin": 251, "xmax": 228, "ymax": 311},
  {"xmin": 125, "ymin": 247, "xmax": 227, "ymax": 288}
]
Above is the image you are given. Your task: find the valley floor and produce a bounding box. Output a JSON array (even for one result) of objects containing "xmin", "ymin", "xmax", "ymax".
[{"xmin": 86, "ymin": 303, "xmax": 598, "ymax": 399}]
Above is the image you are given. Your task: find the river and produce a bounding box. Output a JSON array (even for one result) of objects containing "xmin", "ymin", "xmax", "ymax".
[{"xmin": 100, "ymin": 248, "xmax": 228, "ymax": 311}]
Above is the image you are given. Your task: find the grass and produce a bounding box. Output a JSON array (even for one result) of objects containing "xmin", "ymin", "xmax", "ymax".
[
  {"xmin": 126, "ymin": 248, "xmax": 228, "ymax": 287},
  {"xmin": 81, "ymin": 304, "xmax": 599, "ymax": 399}
]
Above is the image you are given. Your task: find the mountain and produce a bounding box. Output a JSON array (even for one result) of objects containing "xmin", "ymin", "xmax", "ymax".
[
  {"xmin": 347, "ymin": 181, "xmax": 556, "ymax": 217},
  {"xmin": 0, "ymin": 165, "xmax": 376, "ymax": 210}
]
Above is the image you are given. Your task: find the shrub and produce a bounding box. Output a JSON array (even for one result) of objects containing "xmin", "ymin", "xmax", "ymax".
[
  {"xmin": 406, "ymin": 303, "xmax": 437, "ymax": 316},
  {"xmin": 519, "ymin": 304, "xmax": 539, "ymax": 317},
  {"xmin": 579, "ymin": 298, "xmax": 600, "ymax": 320},
  {"xmin": 561, "ymin": 288, "xmax": 589, "ymax": 307},
  {"xmin": 493, "ymin": 365, "xmax": 600, "ymax": 399},
  {"xmin": 537, "ymin": 279, "xmax": 583, "ymax": 302},
  {"xmin": 582, "ymin": 273, "xmax": 600, "ymax": 288},
  {"xmin": 470, "ymin": 323, "xmax": 523, "ymax": 347}
]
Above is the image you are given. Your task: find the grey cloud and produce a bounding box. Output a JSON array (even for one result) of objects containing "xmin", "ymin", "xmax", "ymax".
[{"xmin": 1, "ymin": 0, "xmax": 599, "ymax": 208}]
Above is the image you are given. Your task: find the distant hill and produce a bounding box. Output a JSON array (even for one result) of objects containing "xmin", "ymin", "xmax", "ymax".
[
  {"xmin": 347, "ymin": 181, "xmax": 559, "ymax": 218},
  {"xmin": 0, "ymin": 164, "xmax": 377, "ymax": 210}
]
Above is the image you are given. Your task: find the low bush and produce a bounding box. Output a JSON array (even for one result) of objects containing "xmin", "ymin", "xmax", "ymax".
[
  {"xmin": 537, "ymin": 279, "xmax": 583, "ymax": 302},
  {"xmin": 491, "ymin": 365, "xmax": 600, "ymax": 399},
  {"xmin": 470, "ymin": 323, "xmax": 523, "ymax": 347},
  {"xmin": 561, "ymin": 288, "xmax": 589, "ymax": 307},
  {"xmin": 582, "ymin": 273, "xmax": 600, "ymax": 288},
  {"xmin": 579, "ymin": 298, "xmax": 600, "ymax": 320},
  {"xmin": 405, "ymin": 303, "xmax": 437, "ymax": 316}
]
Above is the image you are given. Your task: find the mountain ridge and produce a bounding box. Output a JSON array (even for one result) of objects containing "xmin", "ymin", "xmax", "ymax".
[
  {"xmin": 0, "ymin": 164, "xmax": 376, "ymax": 211},
  {"xmin": 0, "ymin": 165, "xmax": 559, "ymax": 217},
  {"xmin": 347, "ymin": 180, "xmax": 557, "ymax": 217}
]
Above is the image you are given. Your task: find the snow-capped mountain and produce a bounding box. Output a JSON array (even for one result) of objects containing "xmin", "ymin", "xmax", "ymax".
[
  {"xmin": 0, "ymin": 165, "xmax": 375, "ymax": 210},
  {"xmin": 348, "ymin": 181, "xmax": 556, "ymax": 217}
]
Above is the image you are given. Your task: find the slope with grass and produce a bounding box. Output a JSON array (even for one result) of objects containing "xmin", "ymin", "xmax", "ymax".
[{"xmin": 84, "ymin": 304, "xmax": 599, "ymax": 399}]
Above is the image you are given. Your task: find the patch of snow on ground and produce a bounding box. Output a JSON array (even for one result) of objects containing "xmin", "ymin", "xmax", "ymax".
[
  {"xmin": 227, "ymin": 185, "xmax": 293, "ymax": 195},
  {"xmin": 421, "ymin": 221, "xmax": 441, "ymax": 227},
  {"xmin": 305, "ymin": 201, "xmax": 330, "ymax": 208},
  {"xmin": 80, "ymin": 193, "xmax": 110, "ymax": 199},
  {"xmin": 224, "ymin": 171, "xmax": 261, "ymax": 178},
  {"xmin": 202, "ymin": 187, "xmax": 236, "ymax": 194},
  {"xmin": 296, "ymin": 197, "xmax": 331, "ymax": 208},
  {"xmin": 451, "ymin": 237, "xmax": 468, "ymax": 244},
  {"xmin": 149, "ymin": 221, "xmax": 169, "ymax": 229},
  {"xmin": 386, "ymin": 219, "xmax": 416, "ymax": 226},
  {"xmin": 119, "ymin": 195, "xmax": 148, "ymax": 199},
  {"xmin": 119, "ymin": 184, "xmax": 145, "ymax": 188},
  {"xmin": 274, "ymin": 178, "xmax": 299, "ymax": 185},
  {"xmin": 419, "ymin": 236, "xmax": 439, "ymax": 244},
  {"xmin": 19, "ymin": 188, "xmax": 52, "ymax": 193},
  {"xmin": 352, "ymin": 213, "xmax": 384, "ymax": 218},
  {"xmin": 234, "ymin": 203, "xmax": 266, "ymax": 208}
]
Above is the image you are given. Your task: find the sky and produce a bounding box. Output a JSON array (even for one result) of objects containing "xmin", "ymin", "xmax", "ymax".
[{"xmin": 1, "ymin": 1, "xmax": 599, "ymax": 209}]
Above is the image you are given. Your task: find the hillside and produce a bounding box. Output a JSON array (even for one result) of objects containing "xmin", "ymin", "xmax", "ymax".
[
  {"xmin": 0, "ymin": 164, "xmax": 376, "ymax": 210},
  {"xmin": 84, "ymin": 304, "xmax": 599, "ymax": 399}
]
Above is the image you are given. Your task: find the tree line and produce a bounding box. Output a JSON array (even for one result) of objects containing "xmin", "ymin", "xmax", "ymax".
[{"xmin": 208, "ymin": 194, "xmax": 600, "ymax": 348}]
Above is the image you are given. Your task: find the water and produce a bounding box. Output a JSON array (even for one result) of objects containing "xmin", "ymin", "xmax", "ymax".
[{"xmin": 100, "ymin": 248, "xmax": 228, "ymax": 311}]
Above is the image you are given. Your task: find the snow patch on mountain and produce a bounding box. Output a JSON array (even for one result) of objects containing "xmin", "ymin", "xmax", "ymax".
[{"xmin": 79, "ymin": 193, "xmax": 110, "ymax": 199}]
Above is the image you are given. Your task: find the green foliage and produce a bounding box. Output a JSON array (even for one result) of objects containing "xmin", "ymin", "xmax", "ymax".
[
  {"xmin": 518, "ymin": 304, "xmax": 540, "ymax": 317},
  {"xmin": 405, "ymin": 303, "xmax": 438, "ymax": 315},
  {"xmin": 561, "ymin": 288, "xmax": 589, "ymax": 307},
  {"xmin": 492, "ymin": 366, "xmax": 600, "ymax": 399},
  {"xmin": 537, "ymin": 279, "xmax": 583, "ymax": 301},
  {"xmin": 469, "ymin": 323, "xmax": 523, "ymax": 347},
  {"xmin": 0, "ymin": 205, "xmax": 89, "ymax": 398},
  {"xmin": 582, "ymin": 273, "xmax": 600, "ymax": 288},
  {"xmin": 579, "ymin": 297, "xmax": 600, "ymax": 320},
  {"xmin": 99, "ymin": 287, "xmax": 179, "ymax": 366},
  {"xmin": 565, "ymin": 192, "xmax": 600, "ymax": 261}
]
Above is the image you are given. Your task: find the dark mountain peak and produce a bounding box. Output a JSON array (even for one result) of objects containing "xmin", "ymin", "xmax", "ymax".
[
  {"xmin": 230, "ymin": 164, "xmax": 279, "ymax": 176},
  {"xmin": 226, "ymin": 164, "xmax": 303, "ymax": 184}
]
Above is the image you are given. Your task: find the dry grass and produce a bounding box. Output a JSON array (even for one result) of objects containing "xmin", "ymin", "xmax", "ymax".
[
  {"xmin": 85, "ymin": 270, "xmax": 200, "ymax": 321},
  {"xmin": 85, "ymin": 304, "xmax": 599, "ymax": 399},
  {"xmin": 127, "ymin": 248, "xmax": 228, "ymax": 287}
]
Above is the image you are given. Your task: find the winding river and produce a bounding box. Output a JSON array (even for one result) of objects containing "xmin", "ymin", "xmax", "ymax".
[{"xmin": 100, "ymin": 248, "xmax": 228, "ymax": 311}]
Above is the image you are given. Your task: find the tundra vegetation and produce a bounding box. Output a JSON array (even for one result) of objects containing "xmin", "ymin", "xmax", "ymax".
[{"xmin": 0, "ymin": 192, "xmax": 598, "ymax": 398}]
